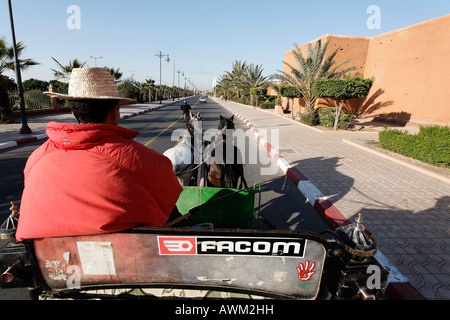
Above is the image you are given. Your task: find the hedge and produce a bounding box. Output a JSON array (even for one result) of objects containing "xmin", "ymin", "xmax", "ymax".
[
  {"xmin": 312, "ymin": 76, "xmax": 374, "ymax": 100},
  {"xmin": 280, "ymin": 85, "xmax": 302, "ymax": 98},
  {"xmin": 260, "ymin": 102, "xmax": 275, "ymax": 109},
  {"xmin": 379, "ymin": 126, "xmax": 450, "ymax": 167},
  {"xmin": 298, "ymin": 107, "xmax": 355, "ymax": 128}
]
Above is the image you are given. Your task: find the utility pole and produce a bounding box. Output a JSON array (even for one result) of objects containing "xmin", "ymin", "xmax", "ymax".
[
  {"xmin": 172, "ymin": 60, "xmax": 175, "ymax": 101},
  {"xmin": 154, "ymin": 51, "xmax": 170, "ymax": 104},
  {"xmin": 177, "ymin": 70, "xmax": 183, "ymax": 100},
  {"xmin": 90, "ymin": 56, "xmax": 102, "ymax": 67}
]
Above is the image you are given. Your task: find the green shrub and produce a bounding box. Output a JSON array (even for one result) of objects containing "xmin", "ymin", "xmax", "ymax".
[
  {"xmin": 22, "ymin": 78, "xmax": 50, "ymax": 91},
  {"xmin": 299, "ymin": 109, "xmax": 318, "ymax": 126},
  {"xmin": 262, "ymin": 95, "xmax": 276, "ymax": 102},
  {"xmin": 260, "ymin": 102, "xmax": 275, "ymax": 109},
  {"xmin": 249, "ymin": 87, "xmax": 267, "ymax": 96},
  {"xmin": 50, "ymin": 80, "xmax": 68, "ymax": 92},
  {"xmin": 280, "ymin": 86, "xmax": 302, "ymax": 98},
  {"xmin": 117, "ymin": 79, "xmax": 140, "ymax": 101},
  {"xmin": 316, "ymin": 107, "xmax": 355, "ymax": 129},
  {"xmin": 238, "ymin": 95, "xmax": 250, "ymax": 105},
  {"xmin": 312, "ymin": 75, "xmax": 374, "ymax": 101},
  {"xmin": 379, "ymin": 126, "xmax": 450, "ymax": 167}
]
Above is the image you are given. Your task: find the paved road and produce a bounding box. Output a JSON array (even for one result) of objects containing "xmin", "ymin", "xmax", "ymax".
[{"xmin": 0, "ymin": 96, "xmax": 329, "ymax": 235}]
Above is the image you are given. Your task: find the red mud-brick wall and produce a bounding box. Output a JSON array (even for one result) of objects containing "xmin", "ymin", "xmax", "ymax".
[
  {"xmin": 363, "ymin": 14, "xmax": 450, "ymax": 126},
  {"xmin": 280, "ymin": 14, "xmax": 450, "ymax": 126}
]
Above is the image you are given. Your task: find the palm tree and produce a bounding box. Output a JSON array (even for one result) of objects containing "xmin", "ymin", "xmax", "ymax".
[
  {"xmin": 243, "ymin": 64, "xmax": 271, "ymax": 87},
  {"xmin": 242, "ymin": 63, "xmax": 273, "ymax": 106},
  {"xmin": 144, "ymin": 78, "xmax": 156, "ymax": 101},
  {"xmin": 105, "ymin": 66, "xmax": 123, "ymax": 83},
  {"xmin": 215, "ymin": 74, "xmax": 233, "ymax": 98},
  {"xmin": 277, "ymin": 39, "xmax": 357, "ymax": 111},
  {"xmin": 0, "ymin": 38, "xmax": 39, "ymax": 123},
  {"xmin": 51, "ymin": 57, "xmax": 86, "ymax": 80},
  {"xmin": 224, "ymin": 60, "xmax": 248, "ymax": 99}
]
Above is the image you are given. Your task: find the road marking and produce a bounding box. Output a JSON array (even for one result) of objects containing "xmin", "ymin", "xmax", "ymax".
[
  {"xmin": 144, "ymin": 116, "xmax": 183, "ymax": 146},
  {"xmin": 144, "ymin": 100, "xmax": 198, "ymax": 146}
]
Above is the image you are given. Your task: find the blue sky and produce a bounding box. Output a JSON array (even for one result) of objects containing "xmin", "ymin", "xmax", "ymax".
[{"xmin": 1, "ymin": 0, "xmax": 449, "ymax": 90}]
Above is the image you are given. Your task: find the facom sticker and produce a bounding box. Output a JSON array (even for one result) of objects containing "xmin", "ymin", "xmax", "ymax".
[{"xmin": 158, "ymin": 236, "xmax": 306, "ymax": 257}]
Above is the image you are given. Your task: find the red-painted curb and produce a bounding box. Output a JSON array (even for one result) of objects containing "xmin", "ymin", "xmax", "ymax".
[
  {"xmin": 313, "ymin": 198, "xmax": 350, "ymax": 230},
  {"xmin": 285, "ymin": 167, "xmax": 308, "ymax": 184},
  {"xmin": 385, "ymin": 282, "xmax": 425, "ymax": 300},
  {"xmin": 15, "ymin": 136, "xmax": 38, "ymax": 145}
]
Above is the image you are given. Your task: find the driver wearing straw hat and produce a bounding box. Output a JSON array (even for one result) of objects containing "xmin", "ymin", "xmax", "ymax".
[{"xmin": 15, "ymin": 67, "xmax": 183, "ymax": 241}]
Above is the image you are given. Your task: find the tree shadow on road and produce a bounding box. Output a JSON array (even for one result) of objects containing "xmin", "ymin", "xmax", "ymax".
[
  {"xmin": 289, "ymin": 156, "xmax": 354, "ymax": 206},
  {"xmin": 358, "ymin": 196, "xmax": 450, "ymax": 300},
  {"xmin": 255, "ymin": 174, "xmax": 331, "ymax": 234}
]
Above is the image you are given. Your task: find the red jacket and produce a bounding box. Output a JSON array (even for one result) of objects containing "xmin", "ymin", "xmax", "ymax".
[{"xmin": 15, "ymin": 122, "xmax": 182, "ymax": 241}]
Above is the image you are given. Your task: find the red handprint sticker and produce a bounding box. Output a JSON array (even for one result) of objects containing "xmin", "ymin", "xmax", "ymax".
[{"xmin": 296, "ymin": 260, "xmax": 316, "ymax": 281}]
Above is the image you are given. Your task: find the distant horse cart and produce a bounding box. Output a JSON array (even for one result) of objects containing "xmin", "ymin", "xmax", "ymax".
[{"xmin": 0, "ymin": 113, "xmax": 389, "ymax": 300}]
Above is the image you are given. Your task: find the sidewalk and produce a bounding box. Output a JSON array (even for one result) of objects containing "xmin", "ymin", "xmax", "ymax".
[
  {"xmin": 0, "ymin": 99, "xmax": 180, "ymax": 150},
  {"xmin": 214, "ymin": 98, "xmax": 449, "ymax": 300}
]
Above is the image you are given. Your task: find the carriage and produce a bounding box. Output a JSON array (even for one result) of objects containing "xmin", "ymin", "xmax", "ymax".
[
  {"xmin": 0, "ymin": 114, "xmax": 389, "ymax": 300},
  {"xmin": 0, "ymin": 183, "xmax": 388, "ymax": 300}
]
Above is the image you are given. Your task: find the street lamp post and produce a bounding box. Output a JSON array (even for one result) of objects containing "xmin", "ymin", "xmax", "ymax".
[
  {"xmin": 7, "ymin": 0, "xmax": 31, "ymax": 134},
  {"xmin": 154, "ymin": 51, "xmax": 170, "ymax": 104},
  {"xmin": 90, "ymin": 56, "xmax": 102, "ymax": 67},
  {"xmin": 172, "ymin": 61, "xmax": 175, "ymax": 101},
  {"xmin": 176, "ymin": 70, "xmax": 183, "ymax": 100}
]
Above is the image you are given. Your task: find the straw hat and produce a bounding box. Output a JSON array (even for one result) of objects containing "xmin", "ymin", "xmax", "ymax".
[{"xmin": 44, "ymin": 67, "xmax": 136, "ymax": 104}]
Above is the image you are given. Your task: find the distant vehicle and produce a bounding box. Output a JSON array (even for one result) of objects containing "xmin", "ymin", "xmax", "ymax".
[{"xmin": 199, "ymin": 96, "xmax": 207, "ymax": 103}]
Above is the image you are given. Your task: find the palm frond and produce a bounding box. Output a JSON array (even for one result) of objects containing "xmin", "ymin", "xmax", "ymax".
[
  {"xmin": 0, "ymin": 39, "xmax": 39, "ymax": 73},
  {"xmin": 51, "ymin": 57, "xmax": 86, "ymax": 78}
]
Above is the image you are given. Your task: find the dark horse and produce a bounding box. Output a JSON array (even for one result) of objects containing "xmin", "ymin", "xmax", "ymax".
[{"xmin": 204, "ymin": 115, "xmax": 248, "ymax": 189}]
